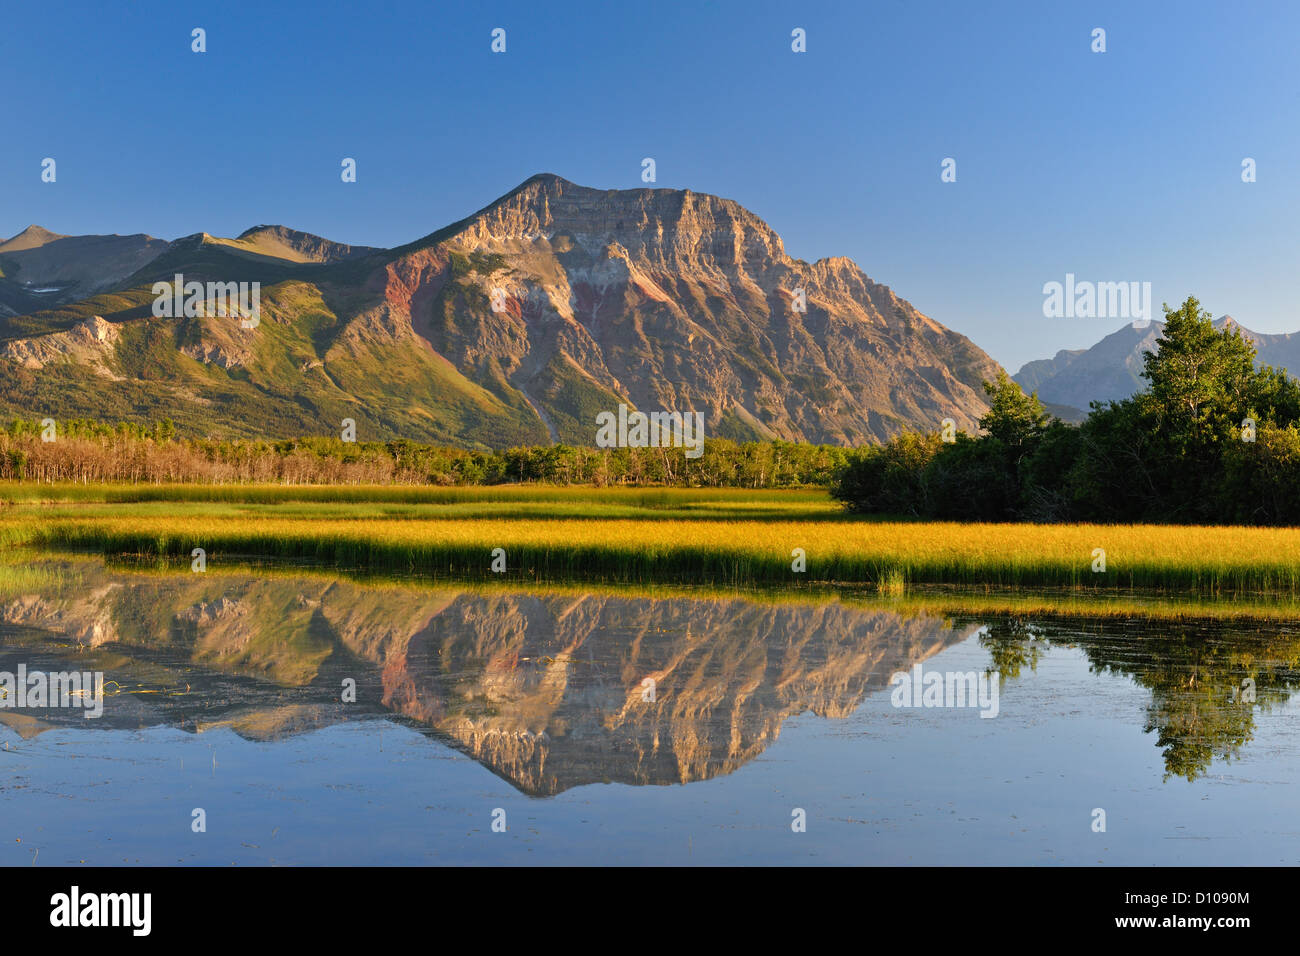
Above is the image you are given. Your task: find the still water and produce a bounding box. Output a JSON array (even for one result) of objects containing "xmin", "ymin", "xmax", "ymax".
[{"xmin": 2, "ymin": 557, "xmax": 1299, "ymax": 865}]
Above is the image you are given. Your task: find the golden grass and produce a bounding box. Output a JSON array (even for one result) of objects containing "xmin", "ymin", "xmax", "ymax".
[{"xmin": 6, "ymin": 504, "xmax": 1300, "ymax": 594}]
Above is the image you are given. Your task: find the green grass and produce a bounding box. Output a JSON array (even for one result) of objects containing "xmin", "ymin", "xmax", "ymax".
[{"xmin": 0, "ymin": 481, "xmax": 835, "ymax": 513}]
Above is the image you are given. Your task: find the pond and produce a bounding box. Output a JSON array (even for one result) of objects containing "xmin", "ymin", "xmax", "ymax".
[{"xmin": 2, "ymin": 557, "xmax": 1298, "ymax": 865}]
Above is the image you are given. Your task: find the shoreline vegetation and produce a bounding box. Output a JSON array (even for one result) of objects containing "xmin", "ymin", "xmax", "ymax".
[
  {"xmin": 1, "ymin": 485, "xmax": 1299, "ymax": 598},
  {"xmin": 8, "ymin": 550, "xmax": 1300, "ymax": 623}
]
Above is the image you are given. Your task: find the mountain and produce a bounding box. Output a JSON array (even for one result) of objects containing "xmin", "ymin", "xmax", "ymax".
[
  {"xmin": 1013, "ymin": 321, "xmax": 1161, "ymax": 417},
  {"xmin": 215, "ymin": 225, "xmax": 382, "ymax": 264},
  {"xmin": 0, "ymin": 222, "xmax": 377, "ymax": 329},
  {"xmin": 1014, "ymin": 316, "xmax": 1300, "ymax": 415},
  {"xmin": 0, "ymin": 175, "xmax": 1005, "ymax": 446},
  {"xmin": 0, "ymin": 225, "xmax": 170, "ymax": 318}
]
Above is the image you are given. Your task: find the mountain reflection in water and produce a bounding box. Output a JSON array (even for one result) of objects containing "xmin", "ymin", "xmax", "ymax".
[{"xmin": 2, "ymin": 558, "xmax": 1299, "ymax": 791}]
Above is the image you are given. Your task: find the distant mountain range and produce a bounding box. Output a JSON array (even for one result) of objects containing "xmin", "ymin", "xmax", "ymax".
[
  {"xmin": 1014, "ymin": 317, "xmax": 1300, "ymax": 420},
  {"xmin": 0, "ymin": 174, "xmax": 1003, "ymax": 447}
]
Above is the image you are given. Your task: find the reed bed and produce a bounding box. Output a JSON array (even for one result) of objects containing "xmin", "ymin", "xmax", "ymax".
[
  {"xmin": 16, "ymin": 549, "xmax": 1300, "ymax": 622},
  {"xmin": 7, "ymin": 505, "xmax": 1300, "ymax": 594}
]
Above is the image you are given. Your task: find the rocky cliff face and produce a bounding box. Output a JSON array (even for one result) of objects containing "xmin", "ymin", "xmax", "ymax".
[
  {"xmin": 0, "ymin": 315, "xmax": 121, "ymax": 373},
  {"xmin": 0, "ymin": 175, "xmax": 1005, "ymax": 445},
  {"xmin": 390, "ymin": 174, "xmax": 1002, "ymax": 444}
]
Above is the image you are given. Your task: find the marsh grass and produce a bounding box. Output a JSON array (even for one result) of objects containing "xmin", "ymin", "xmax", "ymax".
[
  {"xmin": 878, "ymin": 568, "xmax": 907, "ymax": 595},
  {"xmin": 34, "ymin": 548, "xmax": 1300, "ymax": 622},
  {"xmin": 4, "ymin": 485, "xmax": 1300, "ymax": 595},
  {"xmin": 0, "ymin": 483, "xmax": 843, "ymax": 523},
  {"xmin": 14, "ymin": 512, "xmax": 1300, "ymax": 594},
  {"xmin": 0, "ymin": 558, "xmax": 66, "ymax": 598},
  {"xmin": 0, "ymin": 481, "xmax": 834, "ymax": 508}
]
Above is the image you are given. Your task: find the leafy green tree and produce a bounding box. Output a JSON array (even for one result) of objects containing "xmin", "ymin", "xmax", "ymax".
[
  {"xmin": 1017, "ymin": 419, "xmax": 1083, "ymax": 521},
  {"xmin": 1067, "ymin": 397, "xmax": 1161, "ymax": 521},
  {"xmin": 1246, "ymin": 364, "xmax": 1300, "ymax": 429},
  {"xmin": 979, "ymin": 370, "xmax": 1050, "ymax": 451},
  {"xmin": 831, "ymin": 432, "xmax": 942, "ymax": 515},
  {"xmin": 1125, "ymin": 298, "xmax": 1259, "ymax": 519},
  {"xmin": 1140, "ymin": 297, "xmax": 1257, "ymax": 451},
  {"xmin": 924, "ymin": 434, "xmax": 1019, "ymax": 519}
]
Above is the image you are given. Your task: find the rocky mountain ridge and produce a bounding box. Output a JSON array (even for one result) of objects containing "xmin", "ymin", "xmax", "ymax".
[{"xmin": 0, "ymin": 174, "xmax": 1006, "ymax": 446}]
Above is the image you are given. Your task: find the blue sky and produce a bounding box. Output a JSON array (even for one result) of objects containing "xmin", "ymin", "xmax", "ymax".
[{"xmin": 3, "ymin": 0, "xmax": 1297, "ymax": 370}]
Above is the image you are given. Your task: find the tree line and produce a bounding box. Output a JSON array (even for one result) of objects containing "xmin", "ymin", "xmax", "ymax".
[{"xmin": 0, "ymin": 419, "xmax": 849, "ymax": 488}]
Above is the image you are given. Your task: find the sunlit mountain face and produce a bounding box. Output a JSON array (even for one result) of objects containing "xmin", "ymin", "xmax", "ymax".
[{"xmin": 0, "ymin": 176, "xmax": 1002, "ymax": 445}]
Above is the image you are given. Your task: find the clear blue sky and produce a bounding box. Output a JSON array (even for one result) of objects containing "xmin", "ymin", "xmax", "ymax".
[{"xmin": 3, "ymin": 0, "xmax": 1297, "ymax": 370}]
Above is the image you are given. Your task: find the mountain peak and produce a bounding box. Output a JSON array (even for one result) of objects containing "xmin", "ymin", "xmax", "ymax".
[
  {"xmin": 375, "ymin": 174, "xmax": 1003, "ymax": 444},
  {"xmin": 236, "ymin": 224, "xmax": 288, "ymax": 240},
  {"xmin": 515, "ymin": 172, "xmax": 574, "ymax": 190},
  {"xmin": 18, "ymin": 224, "xmax": 58, "ymax": 238},
  {"xmin": 439, "ymin": 173, "xmax": 789, "ymax": 277},
  {"xmin": 0, "ymin": 224, "xmax": 66, "ymax": 252}
]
